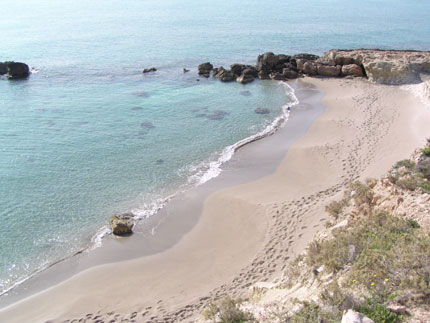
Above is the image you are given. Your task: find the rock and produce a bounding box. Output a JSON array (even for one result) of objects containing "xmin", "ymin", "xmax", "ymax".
[
  {"xmin": 0, "ymin": 62, "xmax": 7, "ymax": 75},
  {"xmin": 256, "ymin": 52, "xmax": 279, "ymax": 71},
  {"xmin": 342, "ymin": 64, "xmax": 364, "ymax": 77},
  {"xmin": 282, "ymin": 68, "xmax": 299, "ymax": 79},
  {"xmin": 183, "ymin": 68, "xmax": 190, "ymax": 73},
  {"xmin": 236, "ymin": 68, "xmax": 257, "ymax": 84},
  {"xmin": 363, "ymin": 60, "xmax": 420, "ymax": 84},
  {"xmin": 270, "ymin": 72, "xmax": 286, "ymax": 80},
  {"xmin": 207, "ymin": 110, "xmax": 228, "ymax": 120},
  {"xmin": 277, "ymin": 54, "xmax": 291, "ymax": 64},
  {"xmin": 215, "ymin": 68, "xmax": 235, "ymax": 82},
  {"xmin": 297, "ymin": 59, "xmax": 317, "ymax": 75},
  {"xmin": 142, "ymin": 67, "xmax": 157, "ymax": 73},
  {"xmin": 317, "ymin": 64, "xmax": 341, "ymax": 77},
  {"xmin": 387, "ymin": 305, "xmax": 408, "ymax": 315},
  {"xmin": 258, "ymin": 70, "xmax": 270, "ymax": 80},
  {"xmin": 110, "ymin": 214, "xmax": 133, "ymax": 236},
  {"xmin": 230, "ymin": 64, "xmax": 247, "ymax": 76},
  {"xmin": 341, "ymin": 309, "xmax": 374, "ymax": 323},
  {"xmin": 255, "ymin": 108, "xmax": 270, "ymax": 114},
  {"xmin": 1, "ymin": 62, "xmax": 30, "ymax": 79},
  {"xmin": 198, "ymin": 62, "xmax": 213, "ymax": 77},
  {"xmin": 293, "ymin": 53, "xmax": 319, "ymax": 61},
  {"xmin": 284, "ymin": 62, "xmax": 298, "ymax": 71}
]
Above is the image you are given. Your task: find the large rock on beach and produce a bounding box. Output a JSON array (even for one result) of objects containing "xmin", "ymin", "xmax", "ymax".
[
  {"xmin": 317, "ymin": 64, "xmax": 341, "ymax": 77},
  {"xmin": 256, "ymin": 52, "xmax": 279, "ymax": 71},
  {"xmin": 230, "ymin": 64, "xmax": 247, "ymax": 76},
  {"xmin": 236, "ymin": 68, "xmax": 257, "ymax": 84},
  {"xmin": 198, "ymin": 62, "xmax": 213, "ymax": 77},
  {"xmin": 0, "ymin": 61, "xmax": 30, "ymax": 79},
  {"xmin": 282, "ymin": 68, "xmax": 299, "ymax": 79},
  {"xmin": 297, "ymin": 59, "xmax": 317, "ymax": 75},
  {"xmin": 341, "ymin": 64, "xmax": 364, "ymax": 77},
  {"xmin": 110, "ymin": 213, "xmax": 134, "ymax": 236}
]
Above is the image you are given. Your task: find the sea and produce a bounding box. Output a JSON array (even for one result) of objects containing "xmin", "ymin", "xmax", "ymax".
[{"xmin": 1, "ymin": 0, "xmax": 430, "ymax": 296}]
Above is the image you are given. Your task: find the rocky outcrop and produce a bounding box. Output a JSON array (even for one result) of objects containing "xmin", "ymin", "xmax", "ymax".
[
  {"xmin": 109, "ymin": 213, "xmax": 134, "ymax": 236},
  {"xmin": 237, "ymin": 68, "xmax": 257, "ymax": 84},
  {"xmin": 198, "ymin": 62, "xmax": 213, "ymax": 77},
  {"xmin": 317, "ymin": 64, "xmax": 341, "ymax": 77},
  {"xmin": 342, "ymin": 64, "xmax": 364, "ymax": 77},
  {"xmin": 0, "ymin": 61, "xmax": 30, "ymax": 79},
  {"xmin": 213, "ymin": 67, "xmax": 236, "ymax": 82}
]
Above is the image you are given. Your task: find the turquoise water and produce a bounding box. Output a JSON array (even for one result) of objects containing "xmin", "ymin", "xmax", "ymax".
[{"xmin": 1, "ymin": 0, "xmax": 430, "ymax": 294}]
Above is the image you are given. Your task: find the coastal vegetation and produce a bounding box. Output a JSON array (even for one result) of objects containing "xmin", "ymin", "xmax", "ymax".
[{"xmin": 201, "ymin": 142, "xmax": 430, "ymax": 322}]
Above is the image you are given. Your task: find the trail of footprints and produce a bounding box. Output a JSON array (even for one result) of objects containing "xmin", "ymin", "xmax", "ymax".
[{"xmin": 62, "ymin": 87, "xmax": 397, "ymax": 322}]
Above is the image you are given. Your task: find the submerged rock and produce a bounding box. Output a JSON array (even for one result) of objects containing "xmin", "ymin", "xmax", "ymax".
[
  {"xmin": 183, "ymin": 68, "xmax": 190, "ymax": 73},
  {"xmin": 142, "ymin": 67, "xmax": 157, "ymax": 73},
  {"xmin": 141, "ymin": 121, "xmax": 155, "ymax": 129},
  {"xmin": 255, "ymin": 108, "xmax": 270, "ymax": 114},
  {"xmin": 206, "ymin": 110, "xmax": 228, "ymax": 120},
  {"xmin": 110, "ymin": 213, "xmax": 133, "ymax": 236}
]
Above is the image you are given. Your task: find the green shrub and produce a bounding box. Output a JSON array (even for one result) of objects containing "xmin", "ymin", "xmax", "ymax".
[
  {"xmin": 350, "ymin": 181, "xmax": 374, "ymax": 209},
  {"xmin": 394, "ymin": 159, "xmax": 416, "ymax": 170},
  {"xmin": 396, "ymin": 176, "xmax": 418, "ymax": 191},
  {"xmin": 325, "ymin": 198, "xmax": 349, "ymax": 219},
  {"xmin": 422, "ymin": 146, "xmax": 430, "ymax": 157},
  {"xmin": 357, "ymin": 299, "xmax": 401, "ymax": 323},
  {"xmin": 289, "ymin": 301, "xmax": 341, "ymax": 323},
  {"xmin": 202, "ymin": 297, "xmax": 253, "ymax": 323},
  {"xmin": 416, "ymin": 158, "xmax": 430, "ymax": 180}
]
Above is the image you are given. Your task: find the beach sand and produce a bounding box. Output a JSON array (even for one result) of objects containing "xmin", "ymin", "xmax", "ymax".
[{"xmin": 1, "ymin": 77, "xmax": 429, "ymax": 323}]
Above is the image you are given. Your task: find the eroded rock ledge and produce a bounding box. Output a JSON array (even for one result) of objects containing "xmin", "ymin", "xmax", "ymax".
[{"xmin": 199, "ymin": 49, "xmax": 430, "ymax": 85}]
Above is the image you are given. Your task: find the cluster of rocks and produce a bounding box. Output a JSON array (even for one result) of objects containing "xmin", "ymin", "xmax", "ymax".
[
  {"xmin": 0, "ymin": 61, "xmax": 30, "ymax": 79},
  {"xmin": 142, "ymin": 67, "xmax": 157, "ymax": 73},
  {"xmin": 109, "ymin": 213, "xmax": 134, "ymax": 236},
  {"xmin": 197, "ymin": 51, "xmax": 365, "ymax": 85},
  {"xmin": 198, "ymin": 49, "xmax": 430, "ymax": 85}
]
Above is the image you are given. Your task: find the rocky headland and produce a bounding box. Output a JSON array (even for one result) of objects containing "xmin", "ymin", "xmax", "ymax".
[{"xmin": 199, "ymin": 49, "xmax": 430, "ymax": 85}]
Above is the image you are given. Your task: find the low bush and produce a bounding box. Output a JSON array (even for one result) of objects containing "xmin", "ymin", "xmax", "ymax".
[
  {"xmin": 358, "ymin": 299, "xmax": 401, "ymax": 323},
  {"xmin": 325, "ymin": 198, "xmax": 349, "ymax": 219},
  {"xmin": 289, "ymin": 301, "xmax": 341, "ymax": 323},
  {"xmin": 202, "ymin": 297, "xmax": 253, "ymax": 323}
]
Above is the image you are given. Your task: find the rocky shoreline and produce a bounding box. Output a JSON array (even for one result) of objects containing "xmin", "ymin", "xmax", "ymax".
[{"xmin": 198, "ymin": 49, "xmax": 430, "ymax": 85}]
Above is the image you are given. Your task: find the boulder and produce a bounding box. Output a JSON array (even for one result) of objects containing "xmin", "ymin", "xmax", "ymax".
[
  {"xmin": 342, "ymin": 64, "xmax": 364, "ymax": 77},
  {"xmin": 284, "ymin": 62, "xmax": 298, "ymax": 71},
  {"xmin": 341, "ymin": 309, "xmax": 374, "ymax": 323},
  {"xmin": 277, "ymin": 54, "xmax": 291, "ymax": 64},
  {"xmin": 142, "ymin": 67, "xmax": 157, "ymax": 73},
  {"xmin": 1, "ymin": 62, "xmax": 30, "ymax": 79},
  {"xmin": 214, "ymin": 68, "xmax": 235, "ymax": 82},
  {"xmin": 297, "ymin": 59, "xmax": 317, "ymax": 75},
  {"xmin": 317, "ymin": 64, "xmax": 341, "ymax": 77},
  {"xmin": 198, "ymin": 62, "xmax": 213, "ymax": 77},
  {"xmin": 293, "ymin": 53, "xmax": 319, "ymax": 61},
  {"xmin": 363, "ymin": 60, "xmax": 420, "ymax": 84},
  {"xmin": 110, "ymin": 213, "xmax": 133, "ymax": 236},
  {"xmin": 237, "ymin": 69, "xmax": 256, "ymax": 84},
  {"xmin": 256, "ymin": 52, "xmax": 279, "ymax": 71},
  {"xmin": 230, "ymin": 64, "xmax": 247, "ymax": 76},
  {"xmin": 258, "ymin": 70, "xmax": 270, "ymax": 80},
  {"xmin": 335, "ymin": 56, "xmax": 356, "ymax": 66},
  {"xmin": 269, "ymin": 72, "xmax": 286, "ymax": 81},
  {"xmin": 183, "ymin": 68, "xmax": 190, "ymax": 73},
  {"xmin": 282, "ymin": 68, "xmax": 299, "ymax": 79}
]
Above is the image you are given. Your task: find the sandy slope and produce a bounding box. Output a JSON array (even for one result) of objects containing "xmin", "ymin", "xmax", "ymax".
[{"xmin": 1, "ymin": 77, "xmax": 429, "ymax": 323}]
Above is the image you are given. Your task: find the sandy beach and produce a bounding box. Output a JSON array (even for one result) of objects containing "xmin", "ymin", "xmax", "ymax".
[{"xmin": 1, "ymin": 77, "xmax": 429, "ymax": 323}]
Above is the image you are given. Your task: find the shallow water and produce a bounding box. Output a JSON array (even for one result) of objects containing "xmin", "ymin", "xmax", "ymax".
[{"xmin": 1, "ymin": 0, "xmax": 430, "ymax": 294}]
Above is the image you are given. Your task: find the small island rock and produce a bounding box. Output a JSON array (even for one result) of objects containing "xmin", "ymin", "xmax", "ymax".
[{"xmin": 110, "ymin": 213, "xmax": 134, "ymax": 236}]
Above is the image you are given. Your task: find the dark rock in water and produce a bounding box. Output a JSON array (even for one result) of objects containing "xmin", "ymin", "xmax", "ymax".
[
  {"xmin": 293, "ymin": 53, "xmax": 319, "ymax": 61},
  {"xmin": 132, "ymin": 91, "xmax": 150, "ymax": 98},
  {"xmin": 282, "ymin": 68, "xmax": 299, "ymax": 79},
  {"xmin": 198, "ymin": 62, "xmax": 213, "ymax": 77},
  {"xmin": 341, "ymin": 64, "xmax": 364, "ymax": 77},
  {"xmin": 141, "ymin": 121, "xmax": 155, "ymax": 129},
  {"xmin": 143, "ymin": 67, "xmax": 157, "ymax": 73},
  {"xmin": 0, "ymin": 62, "xmax": 7, "ymax": 75},
  {"xmin": 196, "ymin": 78, "xmax": 200, "ymax": 81},
  {"xmin": 317, "ymin": 64, "xmax": 341, "ymax": 77},
  {"xmin": 214, "ymin": 68, "xmax": 235, "ymax": 82},
  {"xmin": 257, "ymin": 52, "xmax": 279, "ymax": 71},
  {"xmin": 258, "ymin": 70, "xmax": 270, "ymax": 80},
  {"xmin": 284, "ymin": 62, "xmax": 298, "ymax": 71},
  {"xmin": 230, "ymin": 64, "xmax": 247, "ymax": 77},
  {"xmin": 237, "ymin": 68, "xmax": 257, "ymax": 84},
  {"xmin": 207, "ymin": 110, "xmax": 228, "ymax": 120},
  {"xmin": 183, "ymin": 68, "xmax": 190, "ymax": 73},
  {"xmin": 110, "ymin": 213, "xmax": 133, "ymax": 236},
  {"xmin": 240, "ymin": 91, "xmax": 252, "ymax": 96},
  {"xmin": 255, "ymin": 108, "xmax": 270, "ymax": 114},
  {"xmin": 156, "ymin": 159, "xmax": 164, "ymax": 165},
  {"xmin": 0, "ymin": 62, "xmax": 30, "ymax": 79}
]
